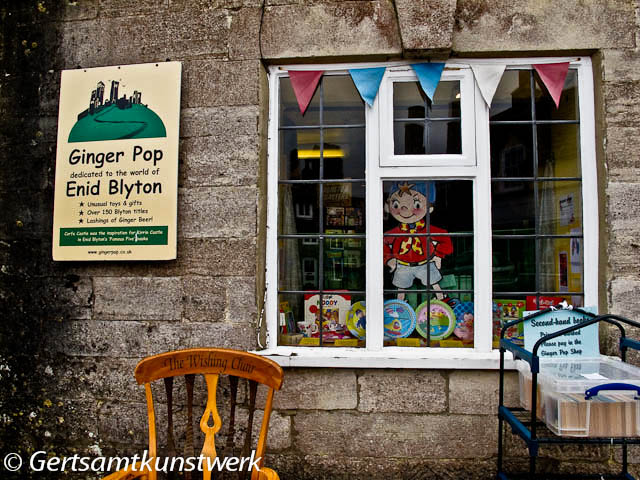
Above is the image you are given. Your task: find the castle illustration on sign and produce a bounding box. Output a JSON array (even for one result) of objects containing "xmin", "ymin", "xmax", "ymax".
[{"xmin": 69, "ymin": 79, "xmax": 166, "ymax": 143}]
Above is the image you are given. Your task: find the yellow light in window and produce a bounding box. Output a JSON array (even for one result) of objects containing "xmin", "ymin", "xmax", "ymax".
[
  {"xmin": 455, "ymin": 93, "xmax": 461, "ymax": 99},
  {"xmin": 297, "ymin": 148, "xmax": 344, "ymax": 159}
]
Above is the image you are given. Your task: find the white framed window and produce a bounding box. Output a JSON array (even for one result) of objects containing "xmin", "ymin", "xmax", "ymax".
[
  {"xmin": 262, "ymin": 58, "xmax": 599, "ymax": 368},
  {"xmin": 378, "ymin": 66, "xmax": 476, "ymax": 167}
]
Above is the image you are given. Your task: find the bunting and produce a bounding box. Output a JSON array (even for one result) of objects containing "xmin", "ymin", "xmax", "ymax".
[
  {"xmin": 288, "ymin": 70, "xmax": 324, "ymax": 115},
  {"xmin": 471, "ymin": 64, "xmax": 506, "ymax": 106},
  {"xmin": 349, "ymin": 67, "xmax": 386, "ymax": 107},
  {"xmin": 533, "ymin": 62, "xmax": 570, "ymax": 108},
  {"xmin": 410, "ymin": 63, "xmax": 446, "ymax": 101}
]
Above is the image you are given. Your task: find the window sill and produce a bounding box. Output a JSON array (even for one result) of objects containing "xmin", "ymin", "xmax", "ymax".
[{"xmin": 251, "ymin": 347, "xmax": 518, "ymax": 369}]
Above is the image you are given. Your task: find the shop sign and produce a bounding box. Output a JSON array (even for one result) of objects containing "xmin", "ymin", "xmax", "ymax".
[{"xmin": 52, "ymin": 62, "xmax": 181, "ymax": 261}]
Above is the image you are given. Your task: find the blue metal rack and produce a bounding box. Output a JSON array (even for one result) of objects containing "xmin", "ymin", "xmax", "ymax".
[{"xmin": 497, "ymin": 309, "xmax": 640, "ymax": 479}]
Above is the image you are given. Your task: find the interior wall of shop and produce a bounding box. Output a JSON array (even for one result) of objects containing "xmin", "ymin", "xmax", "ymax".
[{"xmin": 1, "ymin": 1, "xmax": 639, "ymax": 478}]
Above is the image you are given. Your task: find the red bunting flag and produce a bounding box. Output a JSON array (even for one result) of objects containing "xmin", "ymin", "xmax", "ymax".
[
  {"xmin": 533, "ymin": 62, "xmax": 570, "ymax": 108},
  {"xmin": 288, "ymin": 70, "xmax": 324, "ymax": 115}
]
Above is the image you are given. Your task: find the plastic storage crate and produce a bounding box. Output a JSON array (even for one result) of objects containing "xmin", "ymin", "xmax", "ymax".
[{"xmin": 516, "ymin": 356, "xmax": 640, "ymax": 437}]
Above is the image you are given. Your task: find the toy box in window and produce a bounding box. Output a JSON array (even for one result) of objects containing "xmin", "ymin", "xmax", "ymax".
[
  {"xmin": 303, "ymin": 293, "xmax": 352, "ymax": 342},
  {"xmin": 492, "ymin": 299, "xmax": 525, "ymax": 344}
]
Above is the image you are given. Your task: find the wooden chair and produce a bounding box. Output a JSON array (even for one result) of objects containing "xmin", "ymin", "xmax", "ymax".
[{"xmin": 102, "ymin": 348, "xmax": 284, "ymax": 480}]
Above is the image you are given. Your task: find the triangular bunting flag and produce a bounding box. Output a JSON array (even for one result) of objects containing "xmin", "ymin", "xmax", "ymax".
[
  {"xmin": 349, "ymin": 67, "xmax": 386, "ymax": 107},
  {"xmin": 410, "ymin": 63, "xmax": 446, "ymax": 101},
  {"xmin": 471, "ymin": 64, "xmax": 506, "ymax": 106},
  {"xmin": 533, "ymin": 62, "xmax": 570, "ymax": 108},
  {"xmin": 288, "ymin": 70, "xmax": 324, "ymax": 115}
]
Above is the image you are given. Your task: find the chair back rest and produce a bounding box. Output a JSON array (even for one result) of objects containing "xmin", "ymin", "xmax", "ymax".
[{"xmin": 134, "ymin": 348, "xmax": 283, "ymax": 480}]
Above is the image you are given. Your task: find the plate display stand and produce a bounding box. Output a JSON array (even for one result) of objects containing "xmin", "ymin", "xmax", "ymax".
[{"xmin": 497, "ymin": 309, "xmax": 640, "ymax": 480}]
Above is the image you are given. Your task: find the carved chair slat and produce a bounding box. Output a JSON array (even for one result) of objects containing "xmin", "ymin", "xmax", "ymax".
[{"xmin": 184, "ymin": 373, "xmax": 195, "ymax": 480}]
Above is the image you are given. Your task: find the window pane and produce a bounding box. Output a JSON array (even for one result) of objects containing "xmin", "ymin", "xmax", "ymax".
[
  {"xmin": 278, "ymin": 238, "xmax": 319, "ymax": 290},
  {"xmin": 394, "ymin": 120, "xmax": 461, "ymax": 155},
  {"xmin": 279, "ymin": 129, "xmax": 321, "ymax": 180},
  {"xmin": 321, "ymin": 128, "xmax": 365, "ymax": 180},
  {"xmin": 537, "ymin": 181, "xmax": 583, "ymax": 233},
  {"xmin": 493, "ymin": 181, "xmax": 583, "ymax": 239},
  {"xmin": 323, "ymin": 75, "xmax": 365, "ymax": 125},
  {"xmin": 393, "ymin": 81, "xmax": 462, "ymax": 155},
  {"xmin": 382, "ymin": 179, "xmax": 473, "ymax": 348},
  {"xmin": 490, "ymin": 70, "xmax": 532, "ymax": 121},
  {"xmin": 394, "ymin": 81, "xmax": 461, "ymax": 119},
  {"xmin": 538, "ymin": 237, "xmax": 584, "ymax": 295},
  {"xmin": 535, "ymin": 69, "xmax": 579, "ymax": 121},
  {"xmin": 323, "ymin": 182, "xmax": 365, "ymax": 234},
  {"xmin": 537, "ymin": 124, "xmax": 581, "ymax": 177},
  {"xmin": 277, "ymin": 292, "xmax": 366, "ymax": 347},
  {"xmin": 323, "ymin": 237, "xmax": 365, "ymax": 291},
  {"xmin": 492, "ymin": 238, "xmax": 536, "ymax": 293},
  {"xmin": 279, "ymin": 184, "xmax": 319, "ymax": 235},
  {"xmin": 280, "ymin": 129, "xmax": 366, "ymax": 181},
  {"xmin": 491, "ymin": 181, "xmax": 535, "ymax": 233},
  {"xmin": 490, "ymin": 124, "xmax": 534, "ymax": 177},
  {"xmin": 279, "ymin": 77, "xmax": 320, "ymax": 127}
]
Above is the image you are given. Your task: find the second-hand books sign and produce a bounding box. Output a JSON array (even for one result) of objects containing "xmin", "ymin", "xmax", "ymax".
[{"xmin": 52, "ymin": 62, "xmax": 181, "ymax": 261}]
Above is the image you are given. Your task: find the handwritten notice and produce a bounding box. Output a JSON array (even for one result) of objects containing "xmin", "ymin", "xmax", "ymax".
[{"xmin": 524, "ymin": 307, "xmax": 598, "ymax": 359}]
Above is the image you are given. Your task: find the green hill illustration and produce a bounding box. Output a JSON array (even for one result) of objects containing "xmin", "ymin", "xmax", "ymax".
[{"xmin": 68, "ymin": 80, "xmax": 166, "ymax": 143}]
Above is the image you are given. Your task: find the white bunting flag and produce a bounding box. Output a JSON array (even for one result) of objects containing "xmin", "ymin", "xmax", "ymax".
[{"xmin": 471, "ymin": 64, "xmax": 506, "ymax": 106}]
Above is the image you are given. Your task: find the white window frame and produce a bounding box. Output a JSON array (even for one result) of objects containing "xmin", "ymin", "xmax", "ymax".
[
  {"xmin": 378, "ymin": 66, "xmax": 476, "ymax": 167},
  {"xmin": 259, "ymin": 57, "xmax": 599, "ymax": 369}
]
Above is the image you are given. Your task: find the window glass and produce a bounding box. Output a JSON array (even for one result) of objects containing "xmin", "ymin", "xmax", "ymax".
[
  {"xmin": 490, "ymin": 70, "xmax": 532, "ymax": 121},
  {"xmin": 382, "ymin": 180, "xmax": 474, "ymax": 348},
  {"xmin": 277, "ymin": 75, "xmax": 366, "ymax": 348},
  {"xmin": 534, "ymin": 69, "xmax": 579, "ymax": 121},
  {"xmin": 279, "ymin": 77, "xmax": 320, "ymax": 127},
  {"xmin": 393, "ymin": 81, "xmax": 462, "ymax": 155},
  {"xmin": 490, "ymin": 69, "xmax": 584, "ymax": 345}
]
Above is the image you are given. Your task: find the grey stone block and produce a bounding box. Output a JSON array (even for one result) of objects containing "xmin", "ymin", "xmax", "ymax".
[
  {"xmin": 258, "ymin": 368, "xmax": 358, "ymax": 410},
  {"xmin": 453, "ymin": 0, "xmax": 635, "ymax": 52},
  {"xmin": 179, "ymin": 134, "xmax": 260, "ymax": 188},
  {"xmin": 225, "ymin": 276, "xmax": 258, "ymax": 323},
  {"xmin": 229, "ymin": 8, "xmax": 263, "ymax": 60},
  {"xmin": 358, "ymin": 369, "xmax": 446, "ymax": 413},
  {"xmin": 604, "ymin": 124, "xmax": 640, "ymax": 181},
  {"xmin": 176, "ymin": 238, "xmax": 257, "ymax": 276},
  {"xmin": 268, "ymin": 454, "xmax": 499, "ymax": 480},
  {"xmin": 182, "ymin": 276, "xmax": 227, "ymax": 322},
  {"xmin": 293, "ymin": 411, "xmax": 497, "ymax": 458},
  {"xmin": 260, "ymin": 2, "xmax": 401, "ymax": 59},
  {"xmin": 180, "ymin": 106, "xmax": 259, "ymax": 139},
  {"xmin": 47, "ymin": 320, "xmax": 257, "ymax": 357},
  {"xmin": 45, "ymin": 275, "xmax": 93, "ymax": 320},
  {"xmin": 182, "ymin": 60, "xmax": 261, "ymax": 108},
  {"xmin": 603, "ymin": 49, "xmax": 640, "ymax": 83},
  {"xmin": 395, "ymin": 0, "xmax": 456, "ymax": 51},
  {"xmin": 179, "ymin": 186, "xmax": 257, "ymax": 239},
  {"xmin": 98, "ymin": 0, "xmax": 169, "ymax": 18},
  {"xmin": 60, "ymin": 10, "xmax": 229, "ymax": 69},
  {"xmin": 94, "ymin": 276, "xmax": 183, "ymax": 321},
  {"xmin": 449, "ymin": 370, "xmax": 519, "ymax": 415}
]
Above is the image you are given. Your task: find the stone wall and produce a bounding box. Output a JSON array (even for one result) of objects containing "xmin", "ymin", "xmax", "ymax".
[{"xmin": 1, "ymin": 0, "xmax": 640, "ymax": 478}]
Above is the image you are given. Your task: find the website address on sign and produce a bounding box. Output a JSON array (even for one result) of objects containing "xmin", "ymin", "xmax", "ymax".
[{"xmin": 3, "ymin": 450, "xmax": 262, "ymax": 474}]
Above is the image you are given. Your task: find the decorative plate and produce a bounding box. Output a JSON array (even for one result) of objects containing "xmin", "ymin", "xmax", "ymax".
[
  {"xmin": 415, "ymin": 300, "xmax": 456, "ymax": 340},
  {"xmin": 383, "ymin": 299, "xmax": 416, "ymax": 339},
  {"xmin": 346, "ymin": 301, "xmax": 366, "ymax": 340}
]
